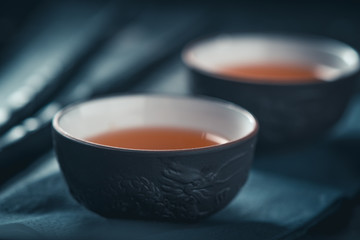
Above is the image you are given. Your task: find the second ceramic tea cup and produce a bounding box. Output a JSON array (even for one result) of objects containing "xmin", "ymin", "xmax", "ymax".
[{"xmin": 183, "ymin": 33, "xmax": 360, "ymax": 145}]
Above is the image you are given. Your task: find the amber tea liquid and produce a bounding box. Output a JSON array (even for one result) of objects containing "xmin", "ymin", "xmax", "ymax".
[
  {"xmin": 87, "ymin": 127, "xmax": 228, "ymax": 150},
  {"xmin": 217, "ymin": 63, "xmax": 323, "ymax": 83}
]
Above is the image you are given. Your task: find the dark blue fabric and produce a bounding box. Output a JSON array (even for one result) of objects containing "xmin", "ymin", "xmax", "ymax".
[
  {"xmin": 0, "ymin": 153, "xmax": 342, "ymax": 240},
  {"xmin": 254, "ymin": 93, "xmax": 360, "ymax": 199}
]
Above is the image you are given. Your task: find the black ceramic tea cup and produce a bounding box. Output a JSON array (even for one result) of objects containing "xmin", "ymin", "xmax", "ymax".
[
  {"xmin": 183, "ymin": 34, "xmax": 360, "ymax": 145},
  {"xmin": 52, "ymin": 94, "xmax": 258, "ymax": 222}
]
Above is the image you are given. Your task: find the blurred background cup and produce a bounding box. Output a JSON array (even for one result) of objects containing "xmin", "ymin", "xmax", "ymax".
[{"xmin": 183, "ymin": 33, "xmax": 360, "ymax": 146}]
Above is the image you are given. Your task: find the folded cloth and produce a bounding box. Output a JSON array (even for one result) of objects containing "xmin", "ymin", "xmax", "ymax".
[
  {"xmin": 255, "ymin": 94, "xmax": 360, "ymax": 199},
  {"xmin": 0, "ymin": 153, "xmax": 342, "ymax": 240}
]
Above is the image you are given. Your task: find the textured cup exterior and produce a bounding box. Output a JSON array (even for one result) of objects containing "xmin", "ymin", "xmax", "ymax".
[
  {"xmin": 53, "ymin": 130, "xmax": 257, "ymax": 222},
  {"xmin": 190, "ymin": 69, "xmax": 357, "ymax": 145}
]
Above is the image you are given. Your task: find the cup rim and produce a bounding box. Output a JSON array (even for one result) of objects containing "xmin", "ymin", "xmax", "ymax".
[
  {"xmin": 182, "ymin": 32, "xmax": 360, "ymax": 86},
  {"xmin": 52, "ymin": 94, "xmax": 259, "ymax": 155}
]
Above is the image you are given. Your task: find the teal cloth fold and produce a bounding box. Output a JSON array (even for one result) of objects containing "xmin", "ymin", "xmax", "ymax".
[{"xmin": 0, "ymin": 154, "xmax": 342, "ymax": 240}]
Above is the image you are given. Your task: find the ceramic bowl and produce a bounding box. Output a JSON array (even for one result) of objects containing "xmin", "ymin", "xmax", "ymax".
[
  {"xmin": 52, "ymin": 94, "xmax": 258, "ymax": 222},
  {"xmin": 183, "ymin": 34, "xmax": 360, "ymax": 145}
]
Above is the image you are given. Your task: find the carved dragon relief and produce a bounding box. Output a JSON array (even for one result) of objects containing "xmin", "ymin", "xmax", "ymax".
[{"xmin": 69, "ymin": 148, "xmax": 253, "ymax": 221}]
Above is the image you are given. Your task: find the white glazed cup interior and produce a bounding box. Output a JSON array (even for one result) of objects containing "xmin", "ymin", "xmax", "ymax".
[
  {"xmin": 183, "ymin": 34, "xmax": 360, "ymax": 82},
  {"xmin": 53, "ymin": 95, "xmax": 258, "ymax": 150}
]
